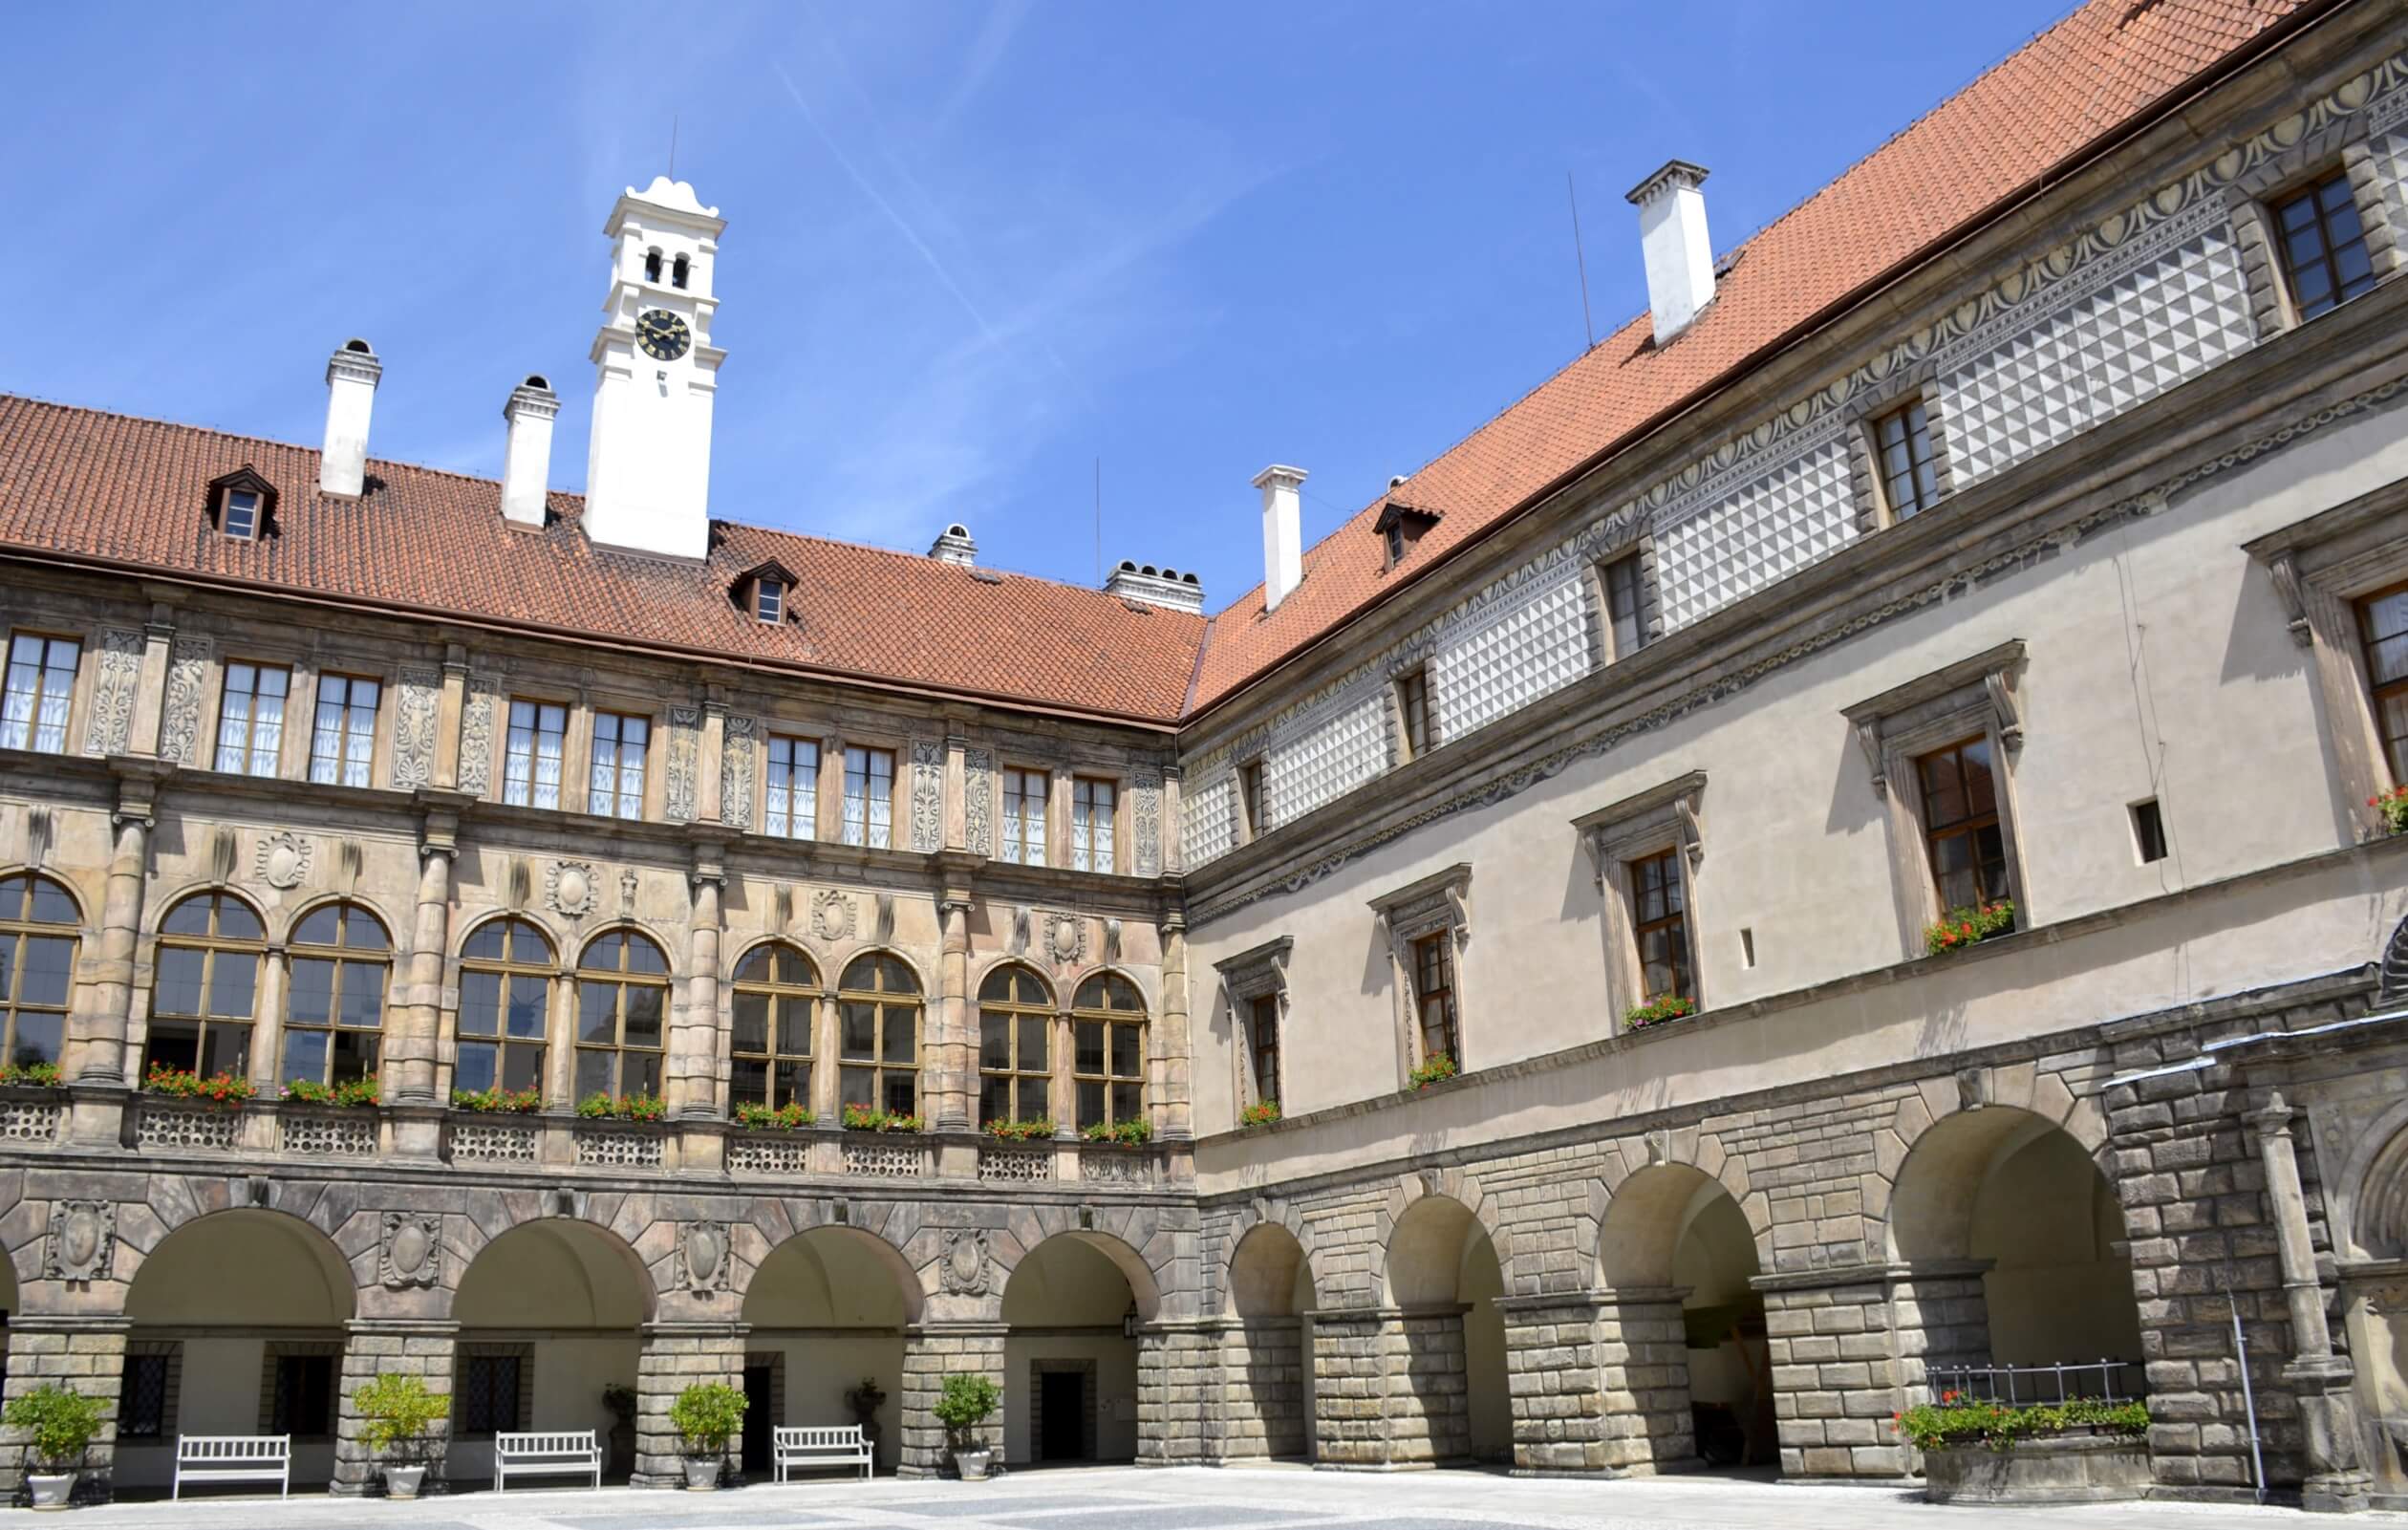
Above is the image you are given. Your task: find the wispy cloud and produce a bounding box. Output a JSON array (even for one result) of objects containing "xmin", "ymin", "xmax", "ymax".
[{"xmin": 929, "ymin": 0, "xmax": 1032, "ymax": 140}]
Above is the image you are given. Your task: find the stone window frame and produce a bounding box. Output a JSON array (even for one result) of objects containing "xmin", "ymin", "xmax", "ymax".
[
  {"xmin": 257, "ymin": 1338, "xmax": 345, "ymax": 1441},
  {"xmin": 583, "ymin": 698, "xmax": 657, "ymax": 823},
  {"xmin": 1572, "ymin": 770, "xmax": 1706, "ymax": 1033},
  {"xmin": 498, "ymin": 692, "xmax": 575, "ymax": 811},
  {"xmin": 1843, "ymin": 362, "xmax": 1958, "ymax": 535},
  {"xmin": 1581, "ymin": 535, "xmax": 1663, "ymax": 665},
  {"xmin": 1236, "ymin": 756, "xmax": 1270, "ymax": 844},
  {"xmin": 0, "ymin": 627, "xmax": 89, "ymax": 758},
  {"xmin": 836, "ymin": 734, "xmax": 905, "ymax": 851},
  {"xmin": 1368, "ymin": 862, "xmax": 1473, "ymax": 1085},
  {"xmin": 2244, "ymin": 480, "xmax": 2408, "ymax": 839},
  {"xmin": 2226, "ymin": 120, "xmax": 2404, "ymax": 341},
  {"xmin": 1215, "ymin": 935, "xmax": 1292, "ymax": 1112},
  {"xmin": 301, "ymin": 667, "xmax": 392, "ymax": 791},
  {"xmin": 454, "ymin": 1342, "xmax": 536, "ymax": 1438},
  {"xmin": 118, "ymin": 1340, "xmax": 183, "ymax": 1441},
  {"xmin": 1068, "ymin": 773, "xmax": 1124, "ymax": 875},
  {"xmin": 1840, "ymin": 639, "xmax": 2031, "ymax": 957},
  {"xmin": 998, "ymin": 764, "xmax": 1051, "ymax": 867},
  {"xmin": 207, "ymin": 656, "xmax": 299, "ymax": 780}
]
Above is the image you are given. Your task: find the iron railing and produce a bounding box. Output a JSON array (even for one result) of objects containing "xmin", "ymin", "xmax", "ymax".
[{"xmin": 1924, "ymin": 1359, "xmax": 2143, "ymax": 1406}]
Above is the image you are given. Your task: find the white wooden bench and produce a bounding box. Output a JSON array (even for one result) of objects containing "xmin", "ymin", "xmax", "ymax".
[
  {"xmin": 173, "ymin": 1434, "xmax": 290, "ymax": 1498},
  {"xmin": 493, "ymin": 1429, "xmax": 602, "ymax": 1492},
  {"xmin": 773, "ymin": 1424, "xmax": 872, "ymax": 1481}
]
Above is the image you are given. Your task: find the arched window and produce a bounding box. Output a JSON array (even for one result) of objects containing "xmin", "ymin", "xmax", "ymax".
[
  {"xmin": 731, "ymin": 942, "xmax": 816, "ymax": 1110},
  {"xmin": 838, "ymin": 954, "xmax": 920, "ymax": 1116},
  {"xmin": 978, "ymin": 964, "xmax": 1052, "ymax": 1128},
  {"xmin": 0, "ymin": 873, "xmax": 77, "ymax": 1069},
  {"xmin": 643, "ymin": 248, "xmax": 663, "ymax": 283},
  {"xmin": 458, "ymin": 917, "xmax": 552, "ymax": 1095},
  {"xmin": 1072, "ymin": 973, "xmax": 1147, "ymax": 1131},
  {"xmin": 576, "ymin": 930, "xmax": 668, "ymax": 1101},
  {"xmin": 671, "ymin": 253, "xmax": 690, "ymax": 290},
  {"xmin": 149, "ymin": 892, "xmax": 264, "ymax": 1078},
  {"xmin": 281, "ymin": 902, "xmax": 390, "ymax": 1087}
]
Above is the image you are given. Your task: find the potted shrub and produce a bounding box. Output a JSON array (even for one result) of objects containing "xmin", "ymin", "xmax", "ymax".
[
  {"xmin": 932, "ymin": 1372, "xmax": 1000, "ymax": 1481},
  {"xmin": 354, "ymin": 1372, "xmax": 446, "ymax": 1498},
  {"xmin": 667, "ymin": 1381, "xmax": 746, "ymax": 1491},
  {"xmin": 7, "ymin": 1383, "xmax": 105, "ymax": 1510},
  {"xmin": 1408, "ymin": 1053, "xmax": 1458, "ymax": 1090}
]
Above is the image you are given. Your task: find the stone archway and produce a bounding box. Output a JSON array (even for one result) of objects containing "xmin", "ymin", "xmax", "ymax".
[
  {"xmin": 450, "ymin": 1218, "xmax": 654, "ymax": 1485},
  {"xmin": 118, "ymin": 1209, "xmax": 358, "ymax": 1495},
  {"xmin": 1002, "ymin": 1233, "xmax": 1151, "ymax": 1467},
  {"xmin": 740, "ymin": 1226, "xmax": 921, "ymax": 1476},
  {"xmin": 1222, "ymin": 1219, "xmax": 1317, "ymax": 1460},
  {"xmin": 1351, "ymin": 1192, "xmax": 1511, "ymax": 1469}
]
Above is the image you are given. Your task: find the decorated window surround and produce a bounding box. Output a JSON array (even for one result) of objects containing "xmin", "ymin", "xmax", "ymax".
[
  {"xmin": 1367, "ymin": 862, "xmax": 1472, "ymax": 1087},
  {"xmin": 2225, "ymin": 118, "xmax": 2405, "ymax": 340},
  {"xmin": 1215, "ymin": 934, "xmax": 1292, "ymax": 1113},
  {"xmin": 1572, "ymin": 770, "xmax": 1706, "ymax": 1033},
  {"xmin": 1840, "ymin": 639, "xmax": 2032, "ymax": 956}
]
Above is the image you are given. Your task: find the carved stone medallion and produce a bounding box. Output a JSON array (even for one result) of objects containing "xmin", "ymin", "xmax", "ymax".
[
  {"xmin": 938, "ymin": 1228, "xmax": 992, "ymax": 1296},
  {"xmin": 1043, "ymin": 913, "xmax": 1087, "ymax": 968},
  {"xmin": 45, "ymin": 1199, "xmax": 116, "ymax": 1282},
  {"xmin": 678, "ymin": 1220, "xmax": 733, "ymax": 1294},
  {"xmin": 547, "ymin": 859, "xmax": 601, "ymax": 918},
  {"xmin": 255, "ymin": 830, "xmax": 314, "ymax": 891},
  {"xmin": 812, "ymin": 889, "xmax": 858, "ymax": 944},
  {"xmin": 378, "ymin": 1211, "xmax": 442, "ymax": 1289}
]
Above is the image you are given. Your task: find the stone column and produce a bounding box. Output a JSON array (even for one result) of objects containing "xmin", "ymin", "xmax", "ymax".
[
  {"xmin": 431, "ymin": 646, "xmax": 468, "ymax": 791},
  {"xmin": 1757, "ymin": 1264, "xmax": 1932, "ymax": 1481},
  {"xmin": 932, "ymin": 893, "xmax": 973, "ymax": 1134},
  {"xmin": 2248, "ymin": 1090, "xmax": 2372, "ymax": 1513},
  {"xmin": 898, "ymin": 1322, "xmax": 1007, "ymax": 1477},
  {"xmin": 1156, "ymin": 915, "xmax": 1193, "ymax": 1142},
  {"xmin": 1308, "ymin": 1307, "xmax": 1467, "ymax": 1469},
  {"xmin": 670, "ymin": 839, "xmax": 728, "ymax": 1123},
  {"xmin": 0, "ymin": 1317, "xmax": 129, "ymax": 1504},
  {"xmin": 1136, "ymin": 1320, "xmax": 1217, "ymax": 1465},
  {"xmin": 633, "ymin": 1321, "xmax": 748, "ymax": 1489},
  {"xmin": 1495, "ymin": 1291, "xmax": 1621, "ymax": 1476},
  {"xmin": 385, "ymin": 800, "xmax": 462, "ymax": 1156},
  {"xmin": 1218, "ymin": 1317, "xmax": 1303, "ymax": 1460},
  {"xmin": 68, "ymin": 768, "xmax": 161, "ymax": 1110},
  {"xmin": 331, "ymin": 1319, "xmax": 458, "ymax": 1496}
]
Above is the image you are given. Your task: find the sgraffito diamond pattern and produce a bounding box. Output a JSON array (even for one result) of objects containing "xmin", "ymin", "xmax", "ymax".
[
  {"xmin": 1430, "ymin": 566, "xmax": 1593, "ymax": 739},
  {"xmin": 1656, "ymin": 438, "xmax": 1856, "ymax": 635},
  {"xmin": 1268, "ymin": 693, "xmax": 1388, "ymax": 826},
  {"xmin": 1943, "ymin": 227, "xmax": 2252, "ymax": 485},
  {"xmin": 2376, "ymin": 132, "xmax": 2408, "ymax": 247},
  {"xmin": 1185, "ymin": 775, "xmax": 1235, "ymax": 868}
]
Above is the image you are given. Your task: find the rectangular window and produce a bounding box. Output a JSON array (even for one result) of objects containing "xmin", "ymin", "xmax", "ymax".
[
  {"xmin": 764, "ymin": 735, "xmax": 819, "ymax": 838},
  {"xmin": 2131, "ymin": 799, "xmax": 2169, "ymax": 865},
  {"xmin": 1628, "ymin": 848, "xmax": 1692, "ymax": 1003},
  {"xmin": 1071, "ymin": 777, "xmax": 1117, "ymax": 873},
  {"xmin": 843, "ymin": 745, "xmax": 895, "ymax": 849},
  {"xmin": 756, "ymin": 576, "xmax": 784, "ymax": 623},
  {"xmin": 118, "ymin": 1351, "xmax": 174, "ymax": 1439},
  {"xmin": 589, "ymin": 711, "xmax": 649, "ymax": 820},
  {"xmin": 2274, "ymin": 170, "xmax": 2376, "ymax": 321},
  {"xmin": 1410, "ymin": 932, "xmax": 1458, "ymax": 1065},
  {"xmin": 2360, "ymin": 584, "xmax": 2408, "ymax": 785},
  {"xmin": 1001, "ymin": 768, "xmax": 1048, "ymax": 866},
  {"xmin": 1602, "ymin": 553, "xmax": 1645, "ymax": 660},
  {"xmin": 1239, "ymin": 761, "xmax": 1268, "ymax": 841},
  {"xmin": 1875, "ymin": 400, "xmax": 1939, "ymax": 520},
  {"xmin": 213, "ymin": 661, "xmax": 290, "ymax": 777},
  {"xmin": 1, "ymin": 635, "xmax": 78, "ymax": 754},
  {"xmin": 503, "ymin": 700, "xmax": 568, "ymax": 808},
  {"xmin": 1397, "ymin": 668, "xmax": 1433, "ymax": 760},
  {"xmin": 308, "ymin": 674, "xmax": 380, "ymax": 787},
  {"xmin": 1918, "ymin": 737, "xmax": 2010, "ymax": 914},
  {"xmin": 459, "ymin": 1354, "xmax": 524, "ymax": 1435},
  {"xmin": 270, "ymin": 1353, "xmax": 337, "ymax": 1437},
  {"xmin": 1248, "ymin": 994, "xmax": 1281, "ymax": 1107},
  {"xmin": 222, "ymin": 488, "xmax": 261, "ymax": 539}
]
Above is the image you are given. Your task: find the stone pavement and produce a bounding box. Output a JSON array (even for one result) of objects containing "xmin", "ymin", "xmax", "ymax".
[{"xmin": 11, "ymin": 1467, "xmax": 2406, "ymax": 1529}]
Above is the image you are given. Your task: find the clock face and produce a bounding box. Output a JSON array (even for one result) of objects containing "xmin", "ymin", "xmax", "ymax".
[{"xmin": 636, "ymin": 309, "xmax": 691, "ymax": 362}]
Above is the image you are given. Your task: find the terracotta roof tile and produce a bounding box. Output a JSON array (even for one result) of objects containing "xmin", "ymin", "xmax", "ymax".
[
  {"xmin": 0, "ymin": 397, "xmax": 1205, "ymax": 725},
  {"xmin": 1187, "ymin": 0, "xmax": 2309, "ymax": 714}
]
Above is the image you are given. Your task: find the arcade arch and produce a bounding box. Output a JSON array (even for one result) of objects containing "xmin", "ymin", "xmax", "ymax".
[
  {"xmin": 1002, "ymin": 1233, "xmax": 1155, "ymax": 1466},
  {"xmin": 1382, "ymin": 1194, "xmax": 1510, "ymax": 1465},
  {"xmin": 1223, "ymin": 1221, "xmax": 1315, "ymax": 1459},
  {"xmin": 739, "ymin": 1227, "xmax": 921, "ymax": 1476}
]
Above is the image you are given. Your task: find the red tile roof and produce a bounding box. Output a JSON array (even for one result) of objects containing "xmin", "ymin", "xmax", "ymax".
[
  {"xmin": 0, "ymin": 397, "xmax": 1206, "ymax": 726},
  {"xmin": 1187, "ymin": 0, "xmax": 2312, "ymax": 714}
]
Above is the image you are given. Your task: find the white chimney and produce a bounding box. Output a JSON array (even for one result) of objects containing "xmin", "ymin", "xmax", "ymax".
[
  {"xmin": 319, "ymin": 338, "xmax": 380, "ymax": 498},
  {"xmin": 1254, "ymin": 463, "xmax": 1307, "ymax": 611},
  {"xmin": 500, "ymin": 375, "xmax": 560, "ymax": 528},
  {"xmin": 1625, "ymin": 160, "xmax": 1715, "ymax": 347},
  {"xmin": 929, "ymin": 523, "xmax": 978, "ymax": 565}
]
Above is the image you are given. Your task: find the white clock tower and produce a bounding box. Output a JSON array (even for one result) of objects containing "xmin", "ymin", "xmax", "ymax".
[{"xmin": 583, "ymin": 176, "xmax": 725, "ymax": 559}]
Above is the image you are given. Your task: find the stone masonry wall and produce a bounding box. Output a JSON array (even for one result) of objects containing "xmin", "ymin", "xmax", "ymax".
[
  {"xmin": 0, "ymin": 1320, "xmax": 126, "ymax": 1506},
  {"xmin": 1136, "ymin": 1324, "xmax": 1217, "ymax": 1465},
  {"xmin": 1218, "ymin": 1319, "xmax": 1306, "ymax": 1458},
  {"xmin": 898, "ymin": 1325, "xmax": 1005, "ymax": 1478},
  {"xmin": 330, "ymin": 1321, "xmax": 457, "ymax": 1496},
  {"xmin": 632, "ymin": 1323, "xmax": 746, "ymax": 1488}
]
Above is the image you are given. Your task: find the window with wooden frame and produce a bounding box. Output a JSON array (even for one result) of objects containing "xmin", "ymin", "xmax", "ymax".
[
  {"xmin": 589, "ymin": 711, "xmax": 649, "ymax": 820},
  {"xmin": 843, "ymin": 745, "xmax": 896, "ymax": 850},
  {"xmin": 574, "ymin": 930, "xmax": 668, "ymax": 1101},
  {"xmin": 1238, "ymin": 760, "xmax": 1268, "ymax": 841},
  {"xmin": 265, "ymin": 1347, "xmax": 339, "ymax": 1438},
  {"xmin": 1395, "ymin": 667, "xmax": 1433, "ymax": 761},
  {"xmin": 2273, "ymin": 169, "xmax": 2376, "ymax": 321},
  {"xmin": 1628, "ymin": 847, "xmax": 1693, "ymax": 1005},
  {"xmin": 837, "ymin": 953, "xmax": 920, "ymax": 1115},
  {"xmin": 730, "ymin": 941, "xmax": 816, "ymax": 1111},
  {"xmin": 754, "ymin": 573, "xmax": 785, "ymax": 623},
  {"xmin": 978, "ymin": 964, "xmax": 1054, "ymax": 1128},
  {"xmin": 0, "ymin": 873, "xmax": 75, "ymax": 1071},
  {"xmin": 212, "ymin": 661, "xmax": 290, "ymax": 777},
  {"xmin": 147, "ymin": 891, "xmax": 264, "ymax": 1079},
  {"xmin": 0, "ymin": 634, "xmax": 77, "ymax": 755},
  {"xmin": 1001, "ymin": 767, "xmax": 1048, "ymax": 866},
  {"xmin": 456, "ymin": 916, "xmax": 552, "ymax": 1096},
  {"xmin": 2358, "ymin": 582, "xmax": 2408, "ymax": 785},
  {"xmin": 1072, "ymin": 972, "xmax": 1147, "ymax": 1131},
  {"xmin": 221, "ymin": 486, "xmax": 263, "ymax": 540},
  {"xmin": 1215, "ymin": 935, "xmax": 1291, "ymax": 1115},
  {"xmin": 503, "ymin": 699, "xmax": 568, "ymax": 808},
  {"xmin": 1370, "ymin": 864, "xmax": 1471, "ymax": 1077},
  {"xmin": 1601, "ymin": 552, "xmax": 1646, "ymax": 661},
  {"xmin": 1574, "ymin": 771, "xmax": 1706, "ymax": 1028},
  {"xmin": 1409, "ymin": 933, "xmax": 1459, "ymax": 1066},
  {"xmin": 1248, "ymin": 993, "xmax": 1281, "ymax": 1109},
  {"xmin": 279, "ymin": 901, "xmax": 389, "ymax": 1088},
  {"xmin": 307, "ymin": 673, "xmax": 379, "ymax": 787},
  {"xmin": 1070, "ymin": 777, "xmax": 1117, "ymax": 873},
  {"xmin": 764, "ymin": 735, "xmax": 819, "ymax": 839},
  {"xmin": 1874, "ymin": 399, "xmax": 1940, "ymax": 521},
  {"xmin": 1917, "ymin": 737, "xmax": 2011, "ymax": 916}
]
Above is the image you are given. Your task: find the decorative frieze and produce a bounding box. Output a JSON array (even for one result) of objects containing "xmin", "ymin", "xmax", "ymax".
[
  {"xmin": 720, "ymin": 716, "xmax": 758, "ymax": 831},
  {"xmin": 281, "ymin": 1109, "xmax": 374, "ymax": 1156},
  {"xmin": 938, "ymin": 1229, "xmax": 994, "ymax": 1294},
  {"xmin": 449, "ymin": 1122, "xmax": 539, "ymax": 1163},
  {"xmin": 158, "ymin": 636, "xmax": 211, "ymax": 766},
  {"xmin": 842, "ymin": 1139, "xmax": 926, "ymax": 1178},
  {"xmin": 377, "ymin": 1212, "xmax": 442, "ymax": 1288},
  {"xmin": 665, "ymin": 705, "xmax": 701, "ymax": 822},
  {"xmin": 44, "ymin": 1199, "xmax": 115, "ymax": 1282},
  {"xmin": 80, "ymin": 628, "xmax": 141, "ymax": 757},
  {"xmin": 910, "ymin": 739, "xmax": 943, "ymax": 852},
  {"xmin": 574, "ymin": 1129, "xmax": 664, "ymax": 1169},
  {"xmin": 1132, "ymin": 767, "xmax": 1163, "ymax": 876},
  {"xmin": 136, "ymin": 1103, "xmax": 237, "ymax": 1153},
  {"xmin": 978, "ymin": 1147, "xmax": 1053, "ymax": 1183},
  {"xmin": 459, "ymin": 675, "xmax": 500, "ymax": 795},
  {"xmin": 0, "ymin": 1099, "xmax": 61, "ymax": 1142},
  {"xmin": 391, "ymin": 665, "xmax": 442, "ymax": 789},
  {"xmin": 964, "ymin": 747, "xmax": 993, "ymax": 856},
  {"xmin": 728, "ymin": 1133, "xmax": 809, "ymax": 1175},
  {"xmin": 677, "ymin": 1220, "xmax": 733, "ymax": 1293}
]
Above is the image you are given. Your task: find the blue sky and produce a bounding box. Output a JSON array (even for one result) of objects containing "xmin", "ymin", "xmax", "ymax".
[{"xmin": 5, "ymin": 1, "xmax": 2072, "ymax": 608}]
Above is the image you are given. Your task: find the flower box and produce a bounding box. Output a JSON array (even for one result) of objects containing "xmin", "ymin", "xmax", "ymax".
[
  {"xmin": 1239, "ymin": 1100, "xmax": 1282, "ymax": 1128},
  {"xmin": 841, "ymin": 1104, "xmax": 926, "ymax": 1133},
  {"xmin": 1624, "ymin": 995, "xmax": 1696, "ymax": 1030},
  {"xmin": 450, "ymin": 1086, "xmax": 543, "ymax": 1114},
  {"xmin": 1897, "ymin": 1396, "xmax": 2149, "ymax": 1505},
  {"xmin": 983, "ymin": 1117, "xmax": 1054, "ymax": 1142},
  {"xmin": 1408, "ymin": 1054, "xmax": 1459, "ymax": 1091},
  {"xmin": 1923, "ymin": 900, "xmax": 2016, "ymax": 957},
  {"xmin": 140, "ymin": 1064, "xmax": 253, "ymax": 1109},
  {"xmin": 732, "ymin": 1101, "xmax": 814, "ymax": 1131}
]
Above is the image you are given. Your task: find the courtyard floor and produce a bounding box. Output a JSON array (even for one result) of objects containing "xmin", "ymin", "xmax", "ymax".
[{"xmin": 13, "ymin": 1467, "xmax": 2408, "ymax": 1530}]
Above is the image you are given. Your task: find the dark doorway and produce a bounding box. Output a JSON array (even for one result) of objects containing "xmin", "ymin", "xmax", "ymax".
[
  {"xmin": 1038, "ymin": 1369, "xmax": 1086, "ymax": 1461},
  {"xmin": 742, "ymin": 1361, "xmax": 775, "ymax": 1476}
]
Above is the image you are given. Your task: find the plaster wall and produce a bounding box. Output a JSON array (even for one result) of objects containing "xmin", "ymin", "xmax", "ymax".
[{"xmin": 744, "ymin": 1335, "xmax": 904, "ymax": 1473}]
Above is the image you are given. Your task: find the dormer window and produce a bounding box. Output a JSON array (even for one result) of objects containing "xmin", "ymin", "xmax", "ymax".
[
  {"xmin": 222, "ymin": 488, "xmax": 261, "ymax": 540},
  {"xmin": 671, "ymin": 254, "xmax": 691, "ymax": 291},
  {"xmin": 733, "ymin": 560, "xmax": 799, "ymax": 626},
  {"xmin": 756, "ymin": 576, "xmax": 784, "ymax": 624},
  {"xmin": 644, "ymin": 248, "xmax": 664, "ymax": 283},
  {"xmin": 204, "ymin": 466, "xmax": 277, "ymax": 540},
  {"xmin": 1373, "ymin": 499, "xmax": 1440, "ymax": 571}
]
